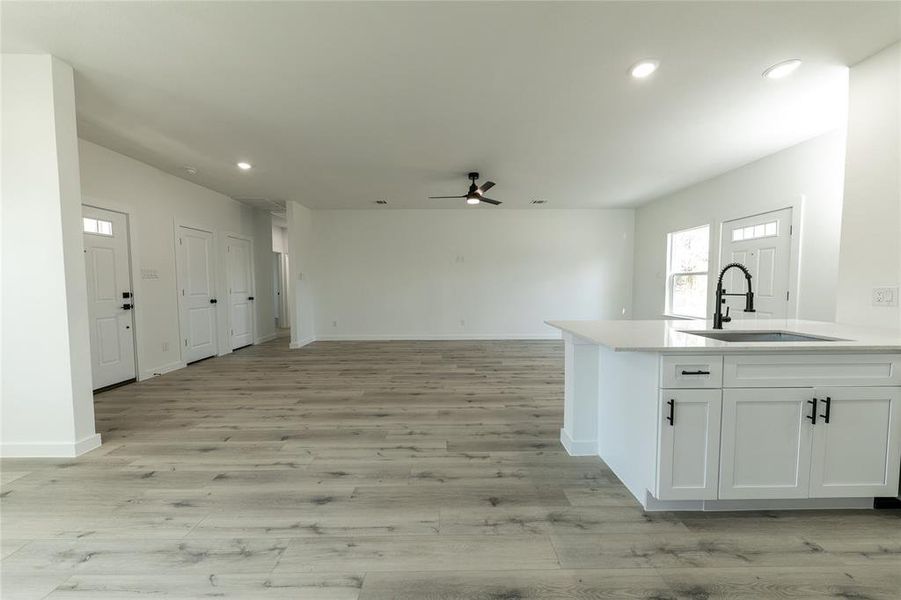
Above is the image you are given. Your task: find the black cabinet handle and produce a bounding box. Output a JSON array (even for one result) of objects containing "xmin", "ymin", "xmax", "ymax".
[
  {"xmin": 209, "ymin": 299, "xmax": 218, "ymax": 304},
  {"xmin": 820, "ymin": 396, "xmax": 831, "ymax": 424},
  {"xmin": 681, "ymin": 370, "xmax": 711, "ymax": 376},
  {"xmin": 248, "ymin": 296, "xmax": 255, "ymax": 301},
  {"xmin": 807, "ymin": 398, "xmax": 818, "ymax": 424},
  {"xmin": 666, "ymin": 399, "xmax": 675, "ymax": 426},
  {"xmin": 121, "ymin": 303, "xmax": 133, "ymax": 310}
]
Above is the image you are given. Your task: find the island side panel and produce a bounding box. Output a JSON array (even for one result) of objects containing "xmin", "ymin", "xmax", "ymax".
[
  {"xmin": 597, "ymin": 347, "xmax": 660, "ymax": 508},
  {"xmin": 560, "ymin": 332, "xmax": 600, "ymax": 455}
]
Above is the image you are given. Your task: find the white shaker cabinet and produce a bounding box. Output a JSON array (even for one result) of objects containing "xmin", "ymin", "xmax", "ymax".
[
  {"xmin": 656, "ymin": 389, "xmax": 722, "ymax": 500},
  {"xmin": 719, "ymin": 388, "xmax": 814, "ymax": 500},
  {"xmin": 809, "ymin": 386, "xmax": 901, "ymax": 498}
]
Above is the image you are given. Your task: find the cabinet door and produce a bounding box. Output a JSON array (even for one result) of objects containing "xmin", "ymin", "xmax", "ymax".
[
  {"xmin": 720, "ymin": 388, "xmax": 814, "ymax": 499},
  {"xmin": 809, "ymin": 386, "xmax": 901, "ymax": 498},
  {"xmin": 656, "ymin": 389, "xmax": 722, "ymax": 500}
]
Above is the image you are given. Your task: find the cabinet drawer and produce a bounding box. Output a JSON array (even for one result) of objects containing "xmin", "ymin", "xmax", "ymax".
[
  {"xmin": 660, "ymin": 355, "xmax": 723, "ymax": 388},
  {"xmin": 724, "ymin": 354, "xmax": 901, "ymax": 388}
]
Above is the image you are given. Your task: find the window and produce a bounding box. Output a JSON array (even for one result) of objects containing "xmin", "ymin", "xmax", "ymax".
[
  {"xmin": 731, "ymin": 220, "xmax": 777, "ymax": 242},
  {"xmin": 666, "ymin": 225, "xmax": 709, "ymax": 318},
  {"xmin": 83, "ymin": 217, "xmax": 112, "ymax": 236}
]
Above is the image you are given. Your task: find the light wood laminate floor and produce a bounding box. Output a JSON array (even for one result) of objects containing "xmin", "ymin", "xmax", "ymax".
[{"xmin": 2, "ymin": 336, "xmax": 899, "ymax": 599}]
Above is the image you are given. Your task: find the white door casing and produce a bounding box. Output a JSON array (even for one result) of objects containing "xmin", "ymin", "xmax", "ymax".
[
  {"xmin": 176, "ymin": 226, "xmax": 219, "ymax": 363},
  {"xmin": 227, "ymin": 235, "xmax": 254, "ymax": 349},
  {"xmin": 656, "ymin": 389, "xmax": 722, "ymax": 500},
  {"xmin": 719, "ymin": 387, "xmax": 814, "ymax": 499},
  {"xmin": 809, "ymin": 386, "xmax": 901, "ymax": 498},
  {"xmin": 83, "ymin": 206, "xmax": 136, "ymax": 389},
  {"xmin": 720, "ymin": 208, "xmax": 792, "ymax": 319}
]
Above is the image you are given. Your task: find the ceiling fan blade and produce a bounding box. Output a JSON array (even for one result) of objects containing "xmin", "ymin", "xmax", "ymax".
[
  {"xmin": 479, "ymin": 198, "xmax": 501, "ymax": 205},
  {"xmin": 429, "ymin": 195, "xmax": 466, "ymax": 199},
  {"xmin": 478, "ymin": 181, "xmax": 495, "ymax": 194}
]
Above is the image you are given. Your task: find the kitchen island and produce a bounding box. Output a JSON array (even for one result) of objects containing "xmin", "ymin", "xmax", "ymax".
[{"xmin": 546, "ymin": 319, "xmax": 901, "ymax": 511}]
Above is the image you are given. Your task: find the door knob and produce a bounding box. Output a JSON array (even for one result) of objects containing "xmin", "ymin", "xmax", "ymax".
[
  {"xmin": 210, "ymin": 299, "xmax": 218, "ymax": 304},
  {"xmin": 248, "ymin": 296, "xmax": 255, "ymax": 301},
  {"xmin": 122, "ymin": 303, "xmax": 133, "ymax": 310}
]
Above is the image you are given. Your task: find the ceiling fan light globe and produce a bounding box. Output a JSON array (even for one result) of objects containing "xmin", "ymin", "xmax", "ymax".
[{"xmin": 466, "ymin": 197, "xmax": 480, "ymax": 205}]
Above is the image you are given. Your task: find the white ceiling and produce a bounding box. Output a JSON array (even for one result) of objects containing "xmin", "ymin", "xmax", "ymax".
[{"xmin": 3, "ymin": 2, "xmax": 899, "ymax": 209}]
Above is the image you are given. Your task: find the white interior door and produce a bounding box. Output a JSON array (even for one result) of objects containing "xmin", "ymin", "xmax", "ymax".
[
  {"xmin": 177, "ymin": 226, "xmax": 219, "ymax": 363},
  {"xmin": 83, "ymin": 206, "xmax": 136, "ymax": 389},
  {"xmin": 809, "ymin": 386, "xmax": 901, "ymax": 498},
  {"xmin": 721, "ymin": 208, "xmax": 792, "ymax": 319},
  {"xmin": 227, "ymin": 236, "xmax": 255, "ymax": 349}
]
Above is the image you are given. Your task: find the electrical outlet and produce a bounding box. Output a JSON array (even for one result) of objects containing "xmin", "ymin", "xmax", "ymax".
[
  {"xmin": 873, "ymin": 287, "xmax": 899, "ymax": 307},
  {"xmin": 161, "ymin": 341, "xmax": 169, "ymax": 352},
  {"xmin": 332, "ymin": 320, "xmax": 338, "ymax": 328}
]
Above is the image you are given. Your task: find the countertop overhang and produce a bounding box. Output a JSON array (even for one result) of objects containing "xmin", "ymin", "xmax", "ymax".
[{"xmin": 545, "ymin": 318, "xmax": 901, "ymax": 353}]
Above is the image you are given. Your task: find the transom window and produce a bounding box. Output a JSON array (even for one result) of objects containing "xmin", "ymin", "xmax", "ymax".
[
  {"xmin": 732, "ymin": 220, "xmax": 777, "ymax": 242},
  {"xmin": 83, "ymin": 217, "xmax": 113, "ymax": 236},
  {"xmin": 666, "ymin": 225, "xmax": 710, "ymax": 319}
]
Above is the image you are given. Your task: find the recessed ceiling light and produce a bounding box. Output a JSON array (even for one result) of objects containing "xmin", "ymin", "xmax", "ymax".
[
  {"xmin": 237, "ymin": 161, "xmax": 253, "ymax": 170},
  {"xmin": 630, "ymin": 59, "xmax": 659, "ymax": 79},
  {"xmin": 183, "ymin": 166, "xmax": 197, "ymax": 176},
  {"xmin": 763, "ymin": 59, "xmax": 802, "ymax": 80}
]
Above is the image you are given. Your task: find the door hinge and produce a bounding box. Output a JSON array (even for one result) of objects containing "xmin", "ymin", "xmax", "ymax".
[
  {"xmin": 184, "ymin": 338, "xmax": 188, "ymax": 347},
  {"xmin": 789, "ymin": 225, "xmax": 793, "ymax": 235},
  {"xmin": 231, "ymin": 329, "xmax": 234, "ymax": 335},
  {"xmin": 786, "ymin": 291, "xmax": 790, "ymax": 301},
  {"xmin": 179, "ymin": 238, "xmax": 183, "ymax": 245}
]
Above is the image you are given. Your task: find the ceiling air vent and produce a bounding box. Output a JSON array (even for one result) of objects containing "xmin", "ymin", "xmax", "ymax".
[
  {"xmin": 374, "ymin": 200, "xmax": 388, "ymax": 205},
  {"xmin": 530, "ymin": 199, "xmax": 547, "ymax": 205}
]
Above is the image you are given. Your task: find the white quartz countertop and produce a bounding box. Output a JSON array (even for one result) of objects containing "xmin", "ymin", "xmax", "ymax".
[{"xmin": 545, "ymin": 319, "xmax": 901, "ymax": 353}]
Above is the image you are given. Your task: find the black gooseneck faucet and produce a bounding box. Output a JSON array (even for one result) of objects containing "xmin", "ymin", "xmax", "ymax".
[{"xmin": 713, "ymin": 263, "xmax": 755, "ymax": 329}]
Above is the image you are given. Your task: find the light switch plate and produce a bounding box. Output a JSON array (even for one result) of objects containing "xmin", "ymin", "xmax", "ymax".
[{"xmin": 872, "ymin": 286, "xmax": 899, "ymax": 307}]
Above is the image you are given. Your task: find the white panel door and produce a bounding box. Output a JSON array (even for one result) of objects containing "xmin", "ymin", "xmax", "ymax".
[
  {"xmin": 227, "ymin": 236, "xmax": 254, "ymax": 349},
  {"xmin": 83, "ymin": 206, "xmax": 136, "ymax": 389},
  {"xmin": 721, "ymin": 208, "xmax": 792, "ymax": 319},
  {"xmin": 809, "ymin": 387, "xmax": 901, "ymax": 498},
  {"xmin": 656, "ymin": 389, "xmax": 722, "ymax": 500},
  {"xmin": 720, "ymin": 387, "xmax": 814, "ymax": 499},
  {"xmin": 177, "ymin": 226, "xmax": 219, "ymax": 363}
]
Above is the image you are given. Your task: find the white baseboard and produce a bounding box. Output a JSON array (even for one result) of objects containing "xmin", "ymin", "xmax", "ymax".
[
  {"xmin": 314, "ymin": 333, "xmax": 562, "ymax": 341},
  {"xmin": 642, "ymin": 492, "xmax": 874, "ymax": 512},
  {"xmin": 560, "ymin": 428, "xmax": 597, "ymax": 456},
  {"xmin": 255, "ymin": 332, "xmax": 278, "ymax": 344},
  {"xmin": 1, "ymin": 433, "xmax": 102, "ymax": 458},
  {"xmin": 290, "ymin": 336, "xmax": 317, "ymax": 349},
  {"xmin": 139, "ymin": 360, "xmax": 186, "ymax": 381}
]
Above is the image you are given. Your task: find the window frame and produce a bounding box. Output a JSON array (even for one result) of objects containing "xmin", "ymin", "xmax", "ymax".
[{"xmin": 665, "ymin": 224, "xmax": 710, "ymax": 320}]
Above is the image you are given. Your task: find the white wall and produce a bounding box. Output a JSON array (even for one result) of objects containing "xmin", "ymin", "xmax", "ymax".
[
  {"xmin": 287, "ymin": 201, "xmax": 316, "ymax": 346},
  {"xmin": 632, "ymin": 131, "xmax": 847, "ymax": 321},
  {"xmin": 302, "ymin": 209, "xmax": 634, "ymax": 340},
  {"xmin": 1, "ymin": 55, "xmax": 99, "ymax": 456},
  {"xmin": 252, "ymin": 210, "xmax": 276, "ymax": 342},
  {"xmin": 836, "ymin": 42, "xmax": 901, "ymax": 331},
  {"xmin": 78, "ymin": 140, "xmax": 276, "ymax": 378}
]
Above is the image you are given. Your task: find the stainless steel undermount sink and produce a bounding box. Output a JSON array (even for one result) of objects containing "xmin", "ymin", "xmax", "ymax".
[{"xmin": 683, "ymin": 330, "xmax": 846, "ymax": 343}]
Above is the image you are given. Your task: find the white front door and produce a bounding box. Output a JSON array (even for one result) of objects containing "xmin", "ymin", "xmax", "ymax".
[
  {"xmin": 83, "ymin": 206, "xmax": 136, "ymax": 389},
  {"xmin": 227, "ymin": 236, "xmax": 255, "ymax": 349},
  {"xmin": 176, "ymin": 226, "xmax": 219, "ymax": 363},
  {"xmin": 720, "ymin": 208, "xmax": 792, "ymax": 319}
]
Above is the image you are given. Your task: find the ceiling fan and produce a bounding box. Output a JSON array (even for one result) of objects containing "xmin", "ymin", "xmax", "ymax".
[{"xmin": 429, "ymin": 172, "xmax": 500, "ymax": 205}]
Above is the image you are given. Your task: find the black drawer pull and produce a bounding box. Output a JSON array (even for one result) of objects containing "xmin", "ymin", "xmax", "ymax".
[
  {"xmin": 666, "ymin": 399, "xmax": 675, "ymax": 426},
  {"xmin": 807, "ymin": 398, "xmax": 818, "ymax": 424},
  {"xmin": 820, "ymin": 396, "xmax": 831, "ymax": 424},
  {"xmin": 681, "ymin": 370, "xmax": 711, "ymax": 376}
]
